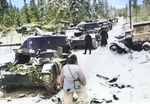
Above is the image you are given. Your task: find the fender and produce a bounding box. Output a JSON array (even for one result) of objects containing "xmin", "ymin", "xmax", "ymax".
[
  {"xmin": 142, "ymin": 42, "xmax": 150, "ymax": 47},
  {"xmin": 111, "ymin": 41, "xmax": 130, "ymax": 52}
]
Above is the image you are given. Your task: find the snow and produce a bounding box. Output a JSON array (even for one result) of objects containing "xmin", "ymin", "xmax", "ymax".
[
  {"xmin": 0, "ymin": 17, "xmax": 150, "ymax": 104},
  {"xmin": 0, "ymin": 46, "xmax": 20, "ymax": 64},
  {"xmin": 77, "ymin": 21, "xmax": 86, "ymax": 26},
  {"xmin": 0, "ymin": 91, "xmax": 4, "ymax": 98}
]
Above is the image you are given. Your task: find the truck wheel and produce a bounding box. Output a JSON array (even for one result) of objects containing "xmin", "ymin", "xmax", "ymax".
[
  {"xmin": 110, "ymin": 45, "xmax": 118, "ymax": 52},
  {"xmin": 143, "ymin": 45, "xmax": 150, "ymax": 51},
  {"xmin": 117, "ymin": 49, "xmax": 123, "ymax": 54}
]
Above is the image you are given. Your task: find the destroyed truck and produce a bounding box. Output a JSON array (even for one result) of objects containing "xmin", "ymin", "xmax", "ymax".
[
  {"xmin": 0, "ymin": 27, "xmax": 70, "ymax": 94},
  {"xmin": 109, "ymin": 21, "xmax": 150, "ymax": 53},
  {"xmin": 66, "ymin": 22, "xmax": 101, "ymax": 49}
]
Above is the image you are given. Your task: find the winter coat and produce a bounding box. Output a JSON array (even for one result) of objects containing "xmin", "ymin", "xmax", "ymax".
[
  {"xmin": 100, "ymin": 30, "xmax": 108, "ymax": 46},
  {"xmin": 84, "ymin": 34, "xmax": 92, "ymax": 45}
]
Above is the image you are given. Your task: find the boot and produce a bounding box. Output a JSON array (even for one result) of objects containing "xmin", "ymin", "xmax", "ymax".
[
  {"xmin": 83, "ymin": 49, "xmax": 87, "ymax": 54},
  {"xmin": 89, "ymin": 49, "xmax": 91, "ymax": 54}
]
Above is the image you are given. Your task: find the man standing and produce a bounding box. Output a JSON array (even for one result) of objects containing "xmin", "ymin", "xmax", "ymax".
[
  {"xmin": 83, "ymin": 33, "xmax": 92, "ymax": 54},
  {"xmin": 100, "ymin": 27, "xmax": 108, "ymax": 47},
  {"xmin": 61, "ymin": 54, "xmax": 90, "ymax": 104}
]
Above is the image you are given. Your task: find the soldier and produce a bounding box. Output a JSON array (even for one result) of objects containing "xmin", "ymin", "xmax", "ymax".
[{"xmin": 83, "ymin": 32, "xmax": 92, "ymax": 54}]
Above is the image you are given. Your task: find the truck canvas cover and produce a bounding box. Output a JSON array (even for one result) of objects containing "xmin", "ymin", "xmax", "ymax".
[{"xmin": 132, "ymin": 21, "xmax": 150, "ymax": 42}]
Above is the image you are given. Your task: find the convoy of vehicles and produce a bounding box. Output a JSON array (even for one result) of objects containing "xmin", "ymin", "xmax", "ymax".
[
  {"xmin": 65, "ymin": 18, "xmax": 116, "ymax": 49},
  {"xmin": 0, "ymin": 17, "xmax": 118, "ymax": 93}
]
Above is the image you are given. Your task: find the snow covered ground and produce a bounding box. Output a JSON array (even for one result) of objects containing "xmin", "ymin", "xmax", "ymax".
[{"xmin": 0, "ymin": 17, "xmax": 150, "ymax": 104}]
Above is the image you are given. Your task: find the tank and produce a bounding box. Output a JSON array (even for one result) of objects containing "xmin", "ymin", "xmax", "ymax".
[
  {"xmin": 65, "ymin": 22, "xmax": 101, "ymax": 49},
  {"xmin": 0, "ymin": 28, "xmax": 70, "ymax": 94}
]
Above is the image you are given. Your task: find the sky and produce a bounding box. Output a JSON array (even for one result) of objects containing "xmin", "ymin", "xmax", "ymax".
[
  {"xmin": 7, "ymin": 0, "xmax": 37, "ymax": 9},
  {"xmin": 107, "ymin": 0, "xmax": 143, "ymax": 8},
  {"xmin": 8, "ymin": 0, "xmax": 143, "ymax": 9}
]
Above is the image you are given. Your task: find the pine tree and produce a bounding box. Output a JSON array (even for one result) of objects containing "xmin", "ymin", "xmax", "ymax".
[
  {"xmin": 29, "ymin": 0, "xmax": 40, "ymax": 22},
  {"xmin": 142, "ymin": 0, "xmax": 150, "ymax": 15},
  {"xmin": 37, "ymin": 0, "xmax": 46, "ymax": 22},
  {"xmin": 21, "ymin": 0, "xmax": 31, "ymax": 23},
  {"xmin": 0, "ymin": 0, "xmax": 10, "ymax": 26},
  {"xmin": 132, "ymin": 0, "xmax": 140, "ymax": 22},
  {"xmin": 97, "ymin": 0, "xmax": 105, "ymax": 19},
  {"xmin": 104, "ymin": 0, "xmax": 109, "ymax": 18}
]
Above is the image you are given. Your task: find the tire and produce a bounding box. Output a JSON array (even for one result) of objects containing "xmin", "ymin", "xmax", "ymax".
[
  {"xmin": 42, "ymin": 74, "xmax": 58, "ymax": 94},
  {"xmin": 117, "ymin": 49, "xmax": 123, "ymax": 54},
  {"xmin": 110, "ymin": 45, "xmax": 118, "ymax": 52},
  {"xmin": 142, "ymin": 45, "xmax": 150, "ymax": 51}
]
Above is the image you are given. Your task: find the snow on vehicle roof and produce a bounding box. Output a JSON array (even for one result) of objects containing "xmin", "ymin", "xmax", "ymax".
[
  {"xmin": 77, "ymin": 22, "xmax": 99, "ymax": 26},
  {"xmin": 85, "ymin": 22, "xmax": 99, "ymax": 24},
  {"xmin": 77, "ymin": 22, "xmax": 86, "ymax": 26},
  {"xmin": 102, "ymin": 26, "xmax": 109, "ymax": 28},
  {"xmin": 33, "ymin": 27, "xmax": 66, "ymax": 36},
  {"xmin": 133, "ymin": 21, "xmax": 150, "ymax": 27},
  {"xmin": 125, "ymin": 28, "xmax": 133, "ymax": 32},
  {"xmin": 35, "ymin": 27, "xmax": 44, "ymax": 35}
]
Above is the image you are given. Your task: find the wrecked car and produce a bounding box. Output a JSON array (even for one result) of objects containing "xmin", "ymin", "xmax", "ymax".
[{"xmin": 110, "ymin": 21, "xmax": 150, "ymax": 53}]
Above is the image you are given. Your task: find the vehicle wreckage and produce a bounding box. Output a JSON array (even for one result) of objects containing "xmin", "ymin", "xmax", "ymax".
[
  {"xmin": 109, "ymin": 21, "xmax": 150, "ymax": 53},
  {"xmin": 66, "ymin": 22, "xmax": 101, "ymax": 49},
  {"xmin": 0, "ymin": 27, "xmax": 70, "ymax": 94}
]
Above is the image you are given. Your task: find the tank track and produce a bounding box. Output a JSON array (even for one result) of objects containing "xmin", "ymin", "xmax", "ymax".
[{"xmin": 42, "ymin": 74, "xmax": 58, "ymax": 94}]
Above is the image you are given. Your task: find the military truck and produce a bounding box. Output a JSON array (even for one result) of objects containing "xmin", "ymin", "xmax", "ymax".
[
  {"xmin": 0, "ymin": 28, "xmax": 70, "ymax": 94},
  {"xmin": 66, "ymin": 22, "xmax": 101, "ymax": 49},
  {"xmin": 109, "ymin": 21, "xmax": 150, "ymax": 53}
]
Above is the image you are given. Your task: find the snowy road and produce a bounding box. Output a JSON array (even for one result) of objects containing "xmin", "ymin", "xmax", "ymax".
[{"xmin": 59, "ymin": 17, "xmax": 150, "ymax": 103}]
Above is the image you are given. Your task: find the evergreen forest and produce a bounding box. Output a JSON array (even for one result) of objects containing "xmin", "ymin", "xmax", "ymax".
[{"xmin": 0, "ymin": 0, "xmax": 150, "ymax": 36}]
